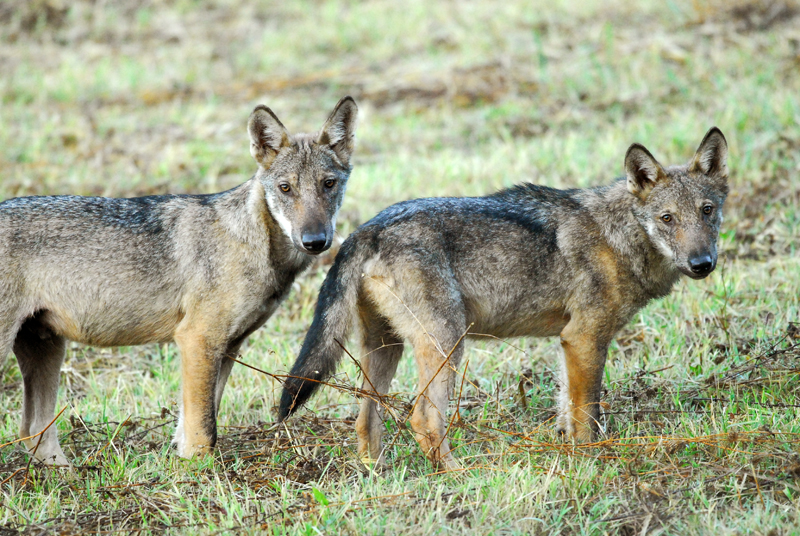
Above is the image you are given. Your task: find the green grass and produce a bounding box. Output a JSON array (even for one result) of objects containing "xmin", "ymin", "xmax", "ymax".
[{"xmin": 1, "ymin": 0, "xmax": 799, "ymax": 533}]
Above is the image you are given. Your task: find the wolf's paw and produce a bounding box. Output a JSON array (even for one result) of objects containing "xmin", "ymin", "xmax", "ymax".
[
  {"xmin": 32, "ymin": 446, "xmax": 72, "ymax": 468},
  {"xmin": 172, "ymin": 410, "xmax": 214, "ymax": 458},
  {"xmin": 177, "ymin": 443, "xmax": 212, "ymax": 458},
  {"xmin": 555, "ymin": 413, "xmax": 573, "ymax": 440},
  {"xmin": 360, "ymin": 455, "xmax": 379, "ymax": 467},
  {"xmin": 554, "ymin": 423, "xmax": 598, "ymax": 444},
  {"xmin": 436, "ymin": 455, "xmax": 462, "ymax": 472},
  {"xmin": 359, "ymin": 456, "xmax": 382, "ymax": 473}
]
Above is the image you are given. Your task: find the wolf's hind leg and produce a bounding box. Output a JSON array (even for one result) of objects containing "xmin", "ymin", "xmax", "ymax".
[
  {"xmin": 408, "ymin": 328, "xmax": 463, "ymax": 471},
  {"xmin": 355, "ymin": 305, "xmax": 403, "ymax": 467},
  {"xmin": 13, "ymin": 316, "xmax": 69, "ymax": 466},
  {"xmin": 369, "ymin": 264, "xmax": 466, "ymax": 469}
]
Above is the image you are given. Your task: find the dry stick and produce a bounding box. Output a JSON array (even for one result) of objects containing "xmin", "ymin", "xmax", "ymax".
[
  {"xmin": 646, "ymin": 365, "xmax": 675, "ymax": 375},
  {"xmin": 572, "ymin": 401, "xmax": 607, "ymax": 439},
  {"xmin": 738, "ymin": 466, "xmax": 800, "ymax": 493},
  {"xmin": 335, "ymin": 340, "xmax": 380, "ymax": 404},
  {"xmin": 228, "ymin": 356, "xmax": 283, "ymax": 382},
  {"xmin": 23, "ymin": 431, "xmax": 48, "ymax": 488},
  {"xmin": 0, "ymin": 467, "xmax": 28, "ymax": 486},
  {"xmin": 18, "ymin": 405, "xmax": 70, "ymax": 487},
  {"xmin": 231, "ymin": 354, "xmax": 375, "ymax": 407},
  {"xmin": 524, "ymin": 430, "xmax": 800, "ymax": 461},
  {"xmin": 229, "ymin": 356, "xmax": 357, "ymax": 397},
  {"xmin": 0, "ymin": 405, "xmax": 68, "ymax": 450},
  {"xmin": 361, "ymin": 341, "xmax": 405, "ymax": 359},
  {"xmin": 425, "ymin": 464, "xmax": 507, "ymax": 477},
  {"xmin": 751, "ymin": 464, "xmax": 765, "ymax": 508}
]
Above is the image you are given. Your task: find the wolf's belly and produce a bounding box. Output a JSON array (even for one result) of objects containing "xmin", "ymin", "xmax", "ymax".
[
  {"xmin": 39, "ymin": 305, "xmax": 181, "ymax": 346},
  {"xmin": 469, "ymin": 308, "xmax": 569, "ymax": 339}
]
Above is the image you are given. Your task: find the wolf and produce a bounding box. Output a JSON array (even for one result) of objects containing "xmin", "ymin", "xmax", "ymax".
[
  {"xmin": 0, "ymin": 96, "xmax": 358, "ymax": 466},
  {"xmin": 278, "ymin": 127, "xmax": 729, "ymax": 469}
]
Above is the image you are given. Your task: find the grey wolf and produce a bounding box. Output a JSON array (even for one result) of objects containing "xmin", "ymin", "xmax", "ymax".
[
  {"xmin": 279, "ymin": 127, "xmax": 729, "ymax": 469},
  {"xmin": 0, "ymin": 97, "xmax": 358, "ymax": 465}
]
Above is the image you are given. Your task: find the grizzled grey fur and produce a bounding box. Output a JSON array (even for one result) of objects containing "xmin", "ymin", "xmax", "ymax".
[
  {"xmin": 0, "ymin": 97, "xmax": 358, "ymax": 465},
  {"xmin": 279, "ymin": 127, "xmax": 729, "ymax": 469}
]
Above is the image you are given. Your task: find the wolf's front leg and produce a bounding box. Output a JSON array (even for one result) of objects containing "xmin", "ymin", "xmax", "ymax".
[
  {"xmin": 174, "ymin": 323, "xmax": 226, "ymax": 458},
  {"xmin": 557, "ymin": 318, "xmax": 611, "ymax": 443}
]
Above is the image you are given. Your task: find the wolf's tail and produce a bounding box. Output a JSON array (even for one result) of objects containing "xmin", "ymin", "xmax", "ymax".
[{"xmin": 278, "ymin": 234, "xmax": 372, "ymax": 420}]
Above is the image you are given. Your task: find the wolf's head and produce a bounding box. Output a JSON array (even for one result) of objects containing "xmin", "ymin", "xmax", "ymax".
[
  {"xmin": 247, "ymin": 97, "xmax": 358, "ymax": 255},
  {"xmin": 625, "ymin": 127, "xmax": 729, "ymax": 279}
]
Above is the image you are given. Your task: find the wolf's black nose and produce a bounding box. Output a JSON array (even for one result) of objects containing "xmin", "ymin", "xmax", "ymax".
[
  {"xmin": 689, "ymin": 255, "xmax": 714, "ymax": 275},
  {"xmin": 301, "ymin": 233, "xmax": 328, "ymax": 253}
]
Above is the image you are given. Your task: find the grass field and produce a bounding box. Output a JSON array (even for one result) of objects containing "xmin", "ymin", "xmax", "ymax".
[{"xmin": 1, "ymin": 0, "xmax": 799, "ymax": 533}]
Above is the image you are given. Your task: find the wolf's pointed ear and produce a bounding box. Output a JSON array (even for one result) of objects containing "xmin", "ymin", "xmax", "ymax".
[
  {"xmin": 317, "ymin": 96, "xmax": 358, "ymax": 167},
  {"xmin": 625, "ymin": 143, "xmax": 667, "ymax": 200},
  {"xmin": 690, "ymin": 127, "xmax": 728, "ymax": 179},
  {"xmin": 248, "ymin": 105, "xmax": 291, "ymax": 169}
]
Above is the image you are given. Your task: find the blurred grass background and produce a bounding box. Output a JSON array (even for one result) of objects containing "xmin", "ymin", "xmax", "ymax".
[{"xmin": 1, "ymin": 0, "xmax": 799, "ymax": 534}]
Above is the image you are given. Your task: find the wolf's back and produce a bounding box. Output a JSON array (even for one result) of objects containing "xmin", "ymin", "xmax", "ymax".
[{"xmin": 278, "ymin": 234, "xmax": 372, "ymax": 419}]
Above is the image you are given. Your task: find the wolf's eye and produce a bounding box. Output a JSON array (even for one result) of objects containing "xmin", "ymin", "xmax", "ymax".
[
  {"xmin": 661, "ymin": 214, "xmax": 672, "ymax": 223},
  {"xmin": 324, "ymin": 178, "xmax": 336, "ymax": 189},
  {"xmin": 279, "ymin": 183, "xmax": 291, "ymax": 193},
  {"xmin": 703, "ymin": 205, "xmax": 713, "ymax": 215}
]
